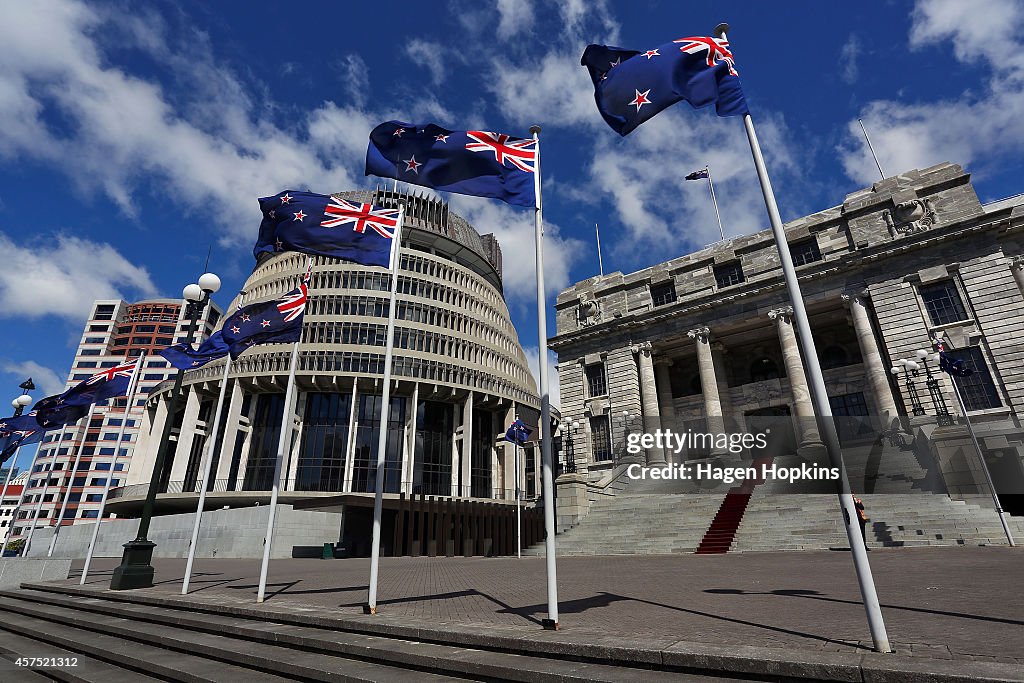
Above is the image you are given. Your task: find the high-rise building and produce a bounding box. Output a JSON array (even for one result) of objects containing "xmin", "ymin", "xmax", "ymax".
[{"xmin": 10, "ymin": 298, "xmax": 222, "ymax": 542}]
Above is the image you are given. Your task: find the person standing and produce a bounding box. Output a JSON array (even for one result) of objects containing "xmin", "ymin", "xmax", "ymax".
[{"xmin": 854, "ymin": 495, "xmax": 871, "ymax": 551}]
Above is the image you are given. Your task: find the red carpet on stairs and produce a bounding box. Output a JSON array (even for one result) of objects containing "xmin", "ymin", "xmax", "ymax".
[{"xmin": 694, "ymin": 457, "xmax": 774, "ymax": 554}]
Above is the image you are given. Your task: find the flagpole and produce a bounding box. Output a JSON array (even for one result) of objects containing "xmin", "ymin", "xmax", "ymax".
[
  {"xmin": 530, "ymin": 125, "xmax": 560, "ymax": 630},
  {"xmin": 595, "ymin": 223, "xmax": 604, "ymax": 277},
  {"xmin": 47, "ymin": 405, "xmax": 97, "ymax": 557},
  {"xmin": 4, "ymin": 443, "xmax": 39, "ymax": 553},
  {"xmin": 948, "ymin": 375, "xmax": 1015, "ymax": 545},
  {"xmin": 256, "ymin": 260, "xmax": 310, "ymax": 604},
  {"xmin": 514, "ymin": 423, "xmax": 521, "ymax": 559},
  {"xmin": 365, "ymin": 205, "xmax": 405, "ymax": 614},
  {"xmin": 81, "ymin": 354, "xmax": 145, "ymax": 584},
  {"xmin": 0, "ymin": 446, "xmax": 23, "ymax": 550},
  {"xmin": 24, "ymin": 444, "xmax": 59, "ymax": 556},
  {"xmin": 182, "ymin": 295, "xmax": 245, "ymax": 595},
  {"xmin": 858, "ymin": 119, "xmax": 885, "ymax": 180},
  {"xmin": 716, "ymin": 22, "xmax": 890, "ymax": 654},
  {"xmin": 705, "ymin": 166, "xmax": 726, "ymax": 241}
]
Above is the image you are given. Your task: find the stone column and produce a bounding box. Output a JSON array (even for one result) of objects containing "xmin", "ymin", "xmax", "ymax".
[
  {"xmin": 460, "ymin": 391, "xmax": 474, "ymax": 497},
  {"xmin": 342, "ymin": 383, "xmax": 358, "ymax": 493},
  {"xmin": 842, "ymin": 291, "xmax": 899, "ymax": 424},
  {"xmin": 215, "ymin": 381, "xmax": 245, "ymax": 487},
  {"xmin": 654, "ymin": 359, "xmax": 678, "ymax": 462},
  {"xmin": 632, "ymin": 342, "xmax": 667, "ymax": 465},
  {"xmin": 169, "ymin": 386, "xmax": 203, "ymax": 486},
  {"xmin": 768, "ymin": 306, "xmax": 823, "ymax": 450},
  {"xmin": 687, "ymin": 327, "xmax": 726, "ymax": 438},
  {"xmin": 402, "ymin": 382, "xmax": 419, "ymax": 495},
  {"xmin": 1012, "ymin": 256, "xmax": 1024, "ymax": 298}
]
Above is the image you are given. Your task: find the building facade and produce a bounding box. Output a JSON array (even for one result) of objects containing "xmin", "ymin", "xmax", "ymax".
[
  {"xmin": 9, "ymin": 298, "xmax": 222, "ymax": 541},
  {"xmin": 551, "ymin": 163, "xmax": 1024, "ymax": 514},
  {"xmin": 112, "ymin": 189, "xmax": 540, "ymax": 517}
]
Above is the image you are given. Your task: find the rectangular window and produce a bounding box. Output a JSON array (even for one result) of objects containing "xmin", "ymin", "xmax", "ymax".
[
  {"xmin": 829, "ymin": 392, "xmax": 872, "ymax": 442},
  {"xmin": 946, "ymin": 347, "xmax": 1001, "ymax": 410},
  {"xmin": 585, "ymin": 362, "xmax": 608, "ymax": 397},
  {"xmin": 714, "ymin": 262, "xmax": 745, "ymax": 288},
  {"xmin": 590, "ymin": 416, "xmax": 612, "ymax": 462},
  {"xmin": 76, "ymin": 361, "xmax": 98, "ymax": 368},
  {"xmin": 81, "ymin": 510, "xmax": 99, "ymax": 519},
  {"xmin": 85, "ymin": 494, "xmax": 103, "ymax": 502},
  {"xmin": 789, "ymin": 239, "xmax": 822, "ymax": 266},
  {"xmin": 919, "ymin": 280, "xmax": 969, "ymax": 326},
  {"xmin": 88, "ymin": 324, "xmax": 109, "ymax": 332},
  {"xmin": 80, "ymin": 349, "xmax": 101, "ymax": 356},
  {"xmin": 84, "ymin": 336, "xmax": 106, "ymax": 344},
  {"xmin": 144, "ymin": 373, "xmax": 164, "ymax": 380},
  {"xmin": 94, "ymin": 462, "xmax": 112, "ymax": 470},
  {"xmin": 72, "ymin": 373, "xmax": 91, "ymax": 380},
  {"xmin": 155, "ymin": 338, "xmax": 173, "ymax": 346},
  {"xmin": 136, "ymin": 325, "xmax": 156, "ymax": 332},
  {"xmin": 650, "ymin": 281, "xmax": 677, "ymax": 307}
]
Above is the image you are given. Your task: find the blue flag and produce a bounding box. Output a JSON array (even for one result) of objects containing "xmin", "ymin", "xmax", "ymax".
[
  {"xmin": 160, "ymin": 330, "xmax": 230, "ymax": 370},
  {"xmin": 685, "ymin": 168, "xmax": 709, "ymax": 180},
  {"xmin": 939, "ymin": 351, "xmax": 974, "ymax": 377},
  {"xmin": 254, "ymin": 191, "xmax": 398, "ymax": 268},
  {"xmin": 1, "ymin": 429, "xmax": 44, "ymax": 464},
  {"xmin": 221, "ymin": 281, "xmax": 308, "ymax": 360},
  {"xmin": 33, "ymin": 359, "xmax": 138, "ymax": 429},
  {"xmin": 365, "ymin": 121, "xmax": 536, "ymax": 208},
  {"xmin": 505, "ymin": 419, "xmax": 531, "ymax": 445},
  {"xmin": 581, "ymin": 36, "xmax": 749, "ymax": 136},
  {"xmin": 0, "ymin": 412, "xmax": 45, "ymax": 436}
]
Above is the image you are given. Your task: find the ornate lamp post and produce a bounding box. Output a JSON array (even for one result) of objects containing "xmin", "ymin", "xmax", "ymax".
[
  {"xmin": 558, "ymin": 419, "xmax": 579, "ymax": 475},
  {"xmin": 890, "ymin": 360, "xmax": 925, "ymax": 416},
  {"xmin": 110, "ymin": 273, "xmax": 220, "ymax": 590}
]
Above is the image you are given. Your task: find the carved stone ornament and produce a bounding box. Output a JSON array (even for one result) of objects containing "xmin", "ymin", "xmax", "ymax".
[
  {"xmin": 576, "ymin": 296, "xmax": 602, "ymax": 327},
  {"xmin": 882, "ymin": 197, "xmax": 936, "ymax": 238}
]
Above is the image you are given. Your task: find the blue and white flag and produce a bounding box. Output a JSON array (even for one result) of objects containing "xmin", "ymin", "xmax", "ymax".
[
  {"xmin": 505, "ymin": 419, "xmax": 531, "ymax": 445},
  {"xmin": 160, "ymin": 330, "xmax": 231, "ymax": 370},
  {"xmin": 33, "ymin": 360, "xmax": 139, "ymax": 429}
]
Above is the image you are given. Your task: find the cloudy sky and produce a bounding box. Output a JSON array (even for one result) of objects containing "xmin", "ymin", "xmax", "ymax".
[{"xmin": 1, "ymin": 0, "xmax": 1022, "ymax": 412}]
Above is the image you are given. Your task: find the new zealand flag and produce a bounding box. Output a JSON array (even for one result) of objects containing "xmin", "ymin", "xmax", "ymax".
[
  {"xmin": 254, "ymin": 191, "xmax": 398, "ymax": 268},
  {"xmin": 582, "ymin": 36, "xmax": 749, "ymax": 136},
  {"xmin": 33, "ymin": 360, "xmax": 139, "ymax": 429},
  {"xmin": 221, "ymin": 280, "xmax": 308, "ymax": 360},
  {"xmin": 365, "ymin": 122, "xmax": 536, "ymax": 208},
  {"xmin": 160, "ymin": 330, "xmax": 231, "ymax": 370},
  {"xmin": 1, "ymin": 429, "xmax": 44, "ymax": 464},
  {"xmin": 505, "ymin": 419, "xmax": 532, "ymax": 445}
]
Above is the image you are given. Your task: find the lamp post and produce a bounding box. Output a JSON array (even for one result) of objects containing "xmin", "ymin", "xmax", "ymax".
[
  {"xmin": 559, "ymin": 419, "xmax": 579, "ymax": 475},
  {"xmin": 110, "ymin": 272, "xmax": 220, "ymax": 590},
  {"xmin": 890, "ymin": 360, "xmax": 925, "ymax": 416},
  {"xmin": 1, "ymin": 382, "xmax": 34, "ymax": 551},
  {"xmin": 12, "ymin": 380, "xmax": 34, "ymax": 417}
]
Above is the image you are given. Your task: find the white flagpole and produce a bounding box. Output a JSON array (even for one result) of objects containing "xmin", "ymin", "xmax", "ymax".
[
  {"xmin": 256, "ymin": 260, "xmax": 311, "ymax": 604},
  {"xmin": 24, "ymin": 446, "xmax": 59, "ymax": 556},
  {"xmin": 182, "ymin": 296, "xmax": 244, "ymax": 594},
  {"xmin": 47, "ymin": 405, "xmax": 97, "ymax": 557},
  {"xmin": 949, "ymin": 375, "xmax": 1015, "ymax": 545},
  {"xmin": 3, "ymin": 443, "xmax": 39, "ymax": 553},
  {"xmin": 595, "ymin": 223, "xmax": 604, "ymax": 277},
  {"xmin": 514, "ymin": 438, "xmax": 521, "ymax": 559},
  {"xmin": 530, "ymin": 125, "xmax": 560, "ymax": 630},
  {"xmin": 716, "ymin": 23, "xmax": 889, "ymax": 654},
  {"xmin": 705, "ymin": 166, "xmax": 726, "ymax": 242},
  {"xmin": 0, "ymin": 445, "xmax": 23, "ymax": 549},
  {"xmin": 80, "ymin": 354, "xmax": 145, "ymax": 584},
  {"xmin": 858, "ymin": 119, "xmax": 886, "ymax": 180},
  {"xmin": 365, "ymin": 205, "xmax": 406, "ymax": 614}
]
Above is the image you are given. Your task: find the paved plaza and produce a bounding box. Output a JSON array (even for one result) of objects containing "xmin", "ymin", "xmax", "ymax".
[{"xmin": 67, "ymin": 546, "xmax": 1023, "ymax": 666}]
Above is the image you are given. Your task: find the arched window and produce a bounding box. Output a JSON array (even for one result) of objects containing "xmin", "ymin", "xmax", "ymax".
[{"xmin": 750, "ymin": 357, "xmax": 782, "ymax": 382}]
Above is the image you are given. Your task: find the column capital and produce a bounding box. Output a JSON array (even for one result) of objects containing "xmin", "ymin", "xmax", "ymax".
[
  {"xmin": 686, "ymin": 326, "xmax": 711, "ymax": 343},
  {"xmin": 630, "ymin": 340, "xmax": 653, "ymax": 356},
  {"xmin": 840, "ymin": 289, "xmax": 870, "ymax": 306},
  {"xmin": 1011, "ymin": 255, "xmax": 1024, "ymax": 270},
  {"xmin": 767, "ymin": 305, "xmax": 794, "ymax": 322}
]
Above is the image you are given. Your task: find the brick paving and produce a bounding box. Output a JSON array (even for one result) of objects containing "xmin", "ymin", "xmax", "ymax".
[{"xmin": 67, "ymin": 546, "xmax": 1023, "ymax": 664}]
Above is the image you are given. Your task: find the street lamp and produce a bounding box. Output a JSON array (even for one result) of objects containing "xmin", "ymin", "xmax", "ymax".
[
  {"xmin": 109, "ymin": 272, "xmax": 220, "ymax": 590},
  {"xmin": 11, "ymin": 394, "xmax": 31, "ymax": 417},
  {"xmin": 891, "ymin": 349, "xmax": 952, "ymax": 425},
  {"xmin": 559, "ymin": 419, "xmax": 579, "ymax": 474},
  {"xmin": 890, "ymin": 360, "xmax": 925, "ymax": 416}
]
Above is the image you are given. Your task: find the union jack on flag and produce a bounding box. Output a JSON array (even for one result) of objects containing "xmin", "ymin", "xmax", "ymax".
[
  {"xmin": 321, "ymin": 198, "xmax": 398, "ymax": 239},
  {"xmin": 276, "ymin": 281, "xmax": 308, "ymax": 323},
  {"xmin": 465, "ymin": 132, "xmax": 537, "ymax": 173},
  {"xmin": 673, "ymin": 37, "xmax": 738, "ymax": 75},
  {"xmin": 86, "ymin": 359, "xmax": 139, "ymax": 385}
]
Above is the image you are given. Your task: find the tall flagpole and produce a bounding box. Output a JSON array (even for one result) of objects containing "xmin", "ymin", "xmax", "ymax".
[
  {"xmin": 595, "ymin": 223, "xmax": 604, "ymax": 276},
  {"xmin": 858, "ymin": 119, "xmax": 886, "ymax": 180},
  {"xmin": 4, "ymin": 443, "xmax": 39, "ymax": 553},
  {"xmin": 365, "ymin": 205, "xmax": 405, "ymax": 614},
  {"xmin": 47, "ymin": 405, "xmax": 97, "ymax": 557},
  {"xmin": 25, "ymin": 445, "xmax": 59, "ymax": 555},
  {"xmin": 256, "ymin": 261, "xmax": 310, "ymax": 603},
  {"xmin": 182, "ymin": 296, "xmax": 244, "ymax": 594},
  {"xmin": 514, "ymin": 420, "xmax": 521, "ymax": 559},
  {"xmin": 705, "ymin": 166, "xmax": 726, "ymax": 241},
  {"xmin": 80, "ymin": 354, "xmax": 145, "ymax": 584},
  {"xmin": 948, "ymin": 373, "xmax": 1015, "ymax": 545},
  {"xmin": 531, "ymin": 125, "xmax": 560, "ymax": 630},
  {"xmin": 717, "ymin": 22, "xmax": 890, "ymax": 654}
]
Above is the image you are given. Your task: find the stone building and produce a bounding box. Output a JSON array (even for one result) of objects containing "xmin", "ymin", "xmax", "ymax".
[
  {"xmin": 107, "ymin": 189, "xmax": 540, "ymax": 526},
  {"xmin": 546, "ymin": 162, "xmax": 1024, "ymax": 550}
]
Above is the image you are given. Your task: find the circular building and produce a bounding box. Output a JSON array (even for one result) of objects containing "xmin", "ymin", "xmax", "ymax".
[{"xmin": 116, "ymin": 189, "xmax": 540, "ymax": 521}]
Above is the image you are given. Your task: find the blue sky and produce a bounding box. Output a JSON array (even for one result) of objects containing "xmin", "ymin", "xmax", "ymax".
[{"xmin": 1, "ymin": 0, "xmax": 1023, "ymax": 412}]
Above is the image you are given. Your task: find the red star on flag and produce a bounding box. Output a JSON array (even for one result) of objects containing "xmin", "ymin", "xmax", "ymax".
[
  {"xmin": 241, "ymin": 314, "xmax": 251, "ymax": 322},
  {"xmin": 435, "ymin": 134, "xmax": 449, "ymax": 143},
  {"xmin": 393, "ymin": 127, "xmax": 405, "ymax": 137},
  {"xmin": 280, "ymin": 194, "xmax": 292, "ymax": 204},
  {"xmin": 231, "ymin": 326, "xmax": 240, "ymax": 333},
  {"xmin": 403, "ymin": 156, "xmax": 422, "ymax": 174},
  {"xmin": 629, "ymin": 89, "xmax": 652, "ymax": 111},
  {"xmin": 643, "ymin": 49, "xmax": 660, "ymax": 59},
  {"xmin": 260, "ymin": 319, "xmax": 271, "ymax": 328},
  {"xmin": 293, "ymin": 210, "xmax": 306, "ymax": 221}
]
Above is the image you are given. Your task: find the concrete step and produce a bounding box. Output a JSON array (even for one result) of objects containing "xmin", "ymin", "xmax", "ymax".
[{"xmin": 0, "ymin": 630, "xmax": 164, "ymax": 683}]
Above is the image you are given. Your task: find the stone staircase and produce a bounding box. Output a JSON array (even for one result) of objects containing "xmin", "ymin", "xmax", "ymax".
[{"xmin": 0, "ymin": 584, "xmax": 738, "ymax": 682}]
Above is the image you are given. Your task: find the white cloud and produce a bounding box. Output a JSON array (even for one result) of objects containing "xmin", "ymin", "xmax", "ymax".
[
  {"xmin": 0, "ymin": 361, "xmax": 66, "ymax": 398},
  {"xmin": 523, "ymin": 346, "xmax": 559, "ymax": 410},
  {"xmin": 841, "ymin": 0, "xmax": 1024, "ymax": 184},
  {"xmin": 839, "ymin": 34, "xmax": 861, "ymax": 84},
  {"xmin": 0, "ymin": 233, "xmax": 158, "ymax": 321},
  {"xmin": 404, "ymin": 40, "xmax": 448, "ymax": 86},
  {"xmin": 496, "ymin": 0, "xmax": 535, "ymax": 40}
]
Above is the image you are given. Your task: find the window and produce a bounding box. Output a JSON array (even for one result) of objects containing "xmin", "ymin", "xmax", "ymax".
[
  {"xmin": 88, "ymin": 324, "xmax": 109, "ymax": 332},
  {"xmin": 81, "ymin": 510, "xmax": 99, "ymax": 519},
  {"xmin": 946, "ymin": 347, "xmax": 1001, "ymax": 411},
  {"xmin": 94, "ymin": 462, "xmax": 112, "ymax": 470},
  {"xmin": 155, "ymin": 338, "xmax": 173, "ymax": 346},
  {"xmin": 84, "ymin": 336, "xmax": 106, "ymax": 344},
  {"xmin": 919, "ymin": 280, "xmax": 969, "ymax": 326},
  {"xmin": 590, "ymin": 416, "xmax": 612, "ymax": 462},
  {"xmin": 144, "ymin": 373, "xmax": 164, "ymax": 380},
  {"xmin": 72, "ymin": 373, "xmax": 91, "ymax": 381},
  {"xmin": 81, "ymin": 349, "xmax": 101, "ymax": 356},
  {"xmin": 85, "ymin": 494, "xmax": 104, "ymax": 502},
  {"xmin": 137, "ymin": 325, "xmax": 156, "ymax": 332},
  {"xmin": 76, "ymin": 361, "xmax": 98, "ymax": 368},
  {"xmin": 650, "ymin": 281, "xmax": 677, "ymax": 307},
  {"xmin": 585, "ymin": 362, "xmax": 608, "ymax": 397},
  {"xmin": 790, "ymin": 239, "xmax": 822, "ymax": 266},
  {"xmin": 94, "ymin": 304, "xmax": 115, "ymax": 320},
  {"xmin": 829, "ymin": 392, "xmax": 872, "ymax": 442},
  {"xmin": 714, "ymin": 262, "xmax": 745, "ymax": 288}
]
